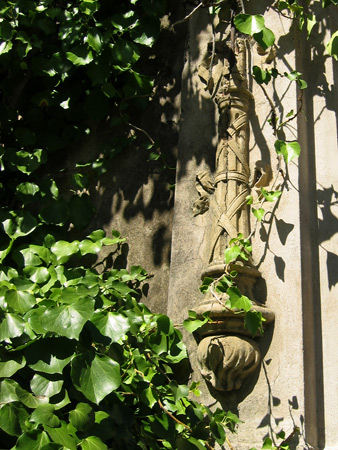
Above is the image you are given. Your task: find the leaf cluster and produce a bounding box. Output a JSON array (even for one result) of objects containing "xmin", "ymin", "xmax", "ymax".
[
  {"xmin": 0, "ymin": 1, "xmax": 243, "ymax": 449},
  {"xmin": 0, "ymin": 229, "xmax": 242, "ymax": 449}
]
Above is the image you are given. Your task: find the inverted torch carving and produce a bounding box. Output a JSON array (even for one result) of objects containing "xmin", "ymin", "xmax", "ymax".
[{"xmin": 193, "ymin": 39, "xmax": 274, "ymax": 392}]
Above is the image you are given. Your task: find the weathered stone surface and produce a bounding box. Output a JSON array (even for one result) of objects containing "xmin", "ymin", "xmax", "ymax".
[
  {"xmin": 168, "ymin": 4, "xmax": 306, "ymax": 448},
  {"xmin": 197, "ymin": 335, "xmax": 261, "ymax": 391}
]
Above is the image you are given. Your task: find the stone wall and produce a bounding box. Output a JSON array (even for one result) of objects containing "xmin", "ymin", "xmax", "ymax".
[{"xmin": 168, "ymin": 2, "xmax": 338, "ymax": 449}]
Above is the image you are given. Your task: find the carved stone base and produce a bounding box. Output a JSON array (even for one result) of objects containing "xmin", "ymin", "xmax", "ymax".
[
  {"xmin": 197, "ymin": 335, "xmax": 261, "ymax": 391},
  {"xmin": 193, "ymin": 264, "xmax": 274, "ymax": 391}
]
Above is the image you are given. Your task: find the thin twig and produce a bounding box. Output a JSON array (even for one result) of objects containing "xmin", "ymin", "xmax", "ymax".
[
  {"xmin": 171, "ymin": 2, "xmax": 203, "ymax": 28},
  {"xmin": 247, "ymin": 158, "xmax": 284, "ymax": 240},
  {"xmin": 271, "ymin": 4, "xmax": 294, "ymax": 20},
  {"xmin": 278, "ymin": 90, "xmax": 304, "ymax": 130},
  {"xmin": 276, "ymin": 426, "xmax": 300, "ymax": 450},
  {"xmin": 171, "ymin": 0, "xmax": 229, "ymax": 28},
  {"xmin": 257, "ymin": 83, "xmax": 278, "ymax": 135},
  {"xmin": 118, "ymin": 93, "xmax": 156, "ymax": 145},
  {"xmin": 157, "ymin": 398, "xmax": 193, "ymax": 433},
  {"xmin": 145, "ymin": 353, "xmax": 172, "ymax": 384},
  {"xmin": 205, "ymin": 441, "xmax": 215, "ymax": 450},
  {"xmin": 226, "ymin": 435, "xmax": 236, "ymax": 450},
  {"xmin": 207, "ymin": 21, "xmax": 216, "ymax": 92}
]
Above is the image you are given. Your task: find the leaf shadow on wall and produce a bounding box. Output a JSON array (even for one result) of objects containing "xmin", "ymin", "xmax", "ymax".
[
  {"xmin": 255, "ymin": 361, "xmax": 303, "ymax": 450},
  {"xmin": 317, "ymin": 185, "xmax": 338, "ymax": 290}
]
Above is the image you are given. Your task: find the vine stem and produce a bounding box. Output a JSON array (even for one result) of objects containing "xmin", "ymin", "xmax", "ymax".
[
  {"xmin": 157, "ymin": 398, "xmax": 193, "ymax": 433},
  {"xmin": 276, "ymin": 426, "xmax": 300, "ymax": 449},
  {"xmin": 247, "ymin": 155, "xmax": 284, "ymax": 241},
  {"xmin": 226, "ymin": 435, "xmax": 236, "ymax": 450},
  {"xmin": 278, "ymin": 90, "xmax": 304, "ymax": 129},
  {"xmin": 145, "ymin": 353, "xmax": 172, "ymax": 384},
  {"xmin": 171, "ymin": 2, "xmax": 203, "ymax": 28},
  {"xmin": 119, "ymin": 93, "xmax": 157, "ymax": 145},
  {"xmin": 257, "ymin": 82, "xmax": 278, "ymax": 135},
  {"xmin": 171, "ymin": 0, "xmax": 229, "ymax": 28}
]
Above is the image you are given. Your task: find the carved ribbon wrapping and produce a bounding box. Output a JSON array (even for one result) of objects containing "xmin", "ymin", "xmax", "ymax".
[{"xmin": 193, "ymin": 38, "xmax": 274, "ymax": 392}]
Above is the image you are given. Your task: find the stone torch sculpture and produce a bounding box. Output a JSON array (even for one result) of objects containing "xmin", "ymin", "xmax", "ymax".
[{"xmin": 193, "ymin": 38, "xmax": 275, "ymax": 392}]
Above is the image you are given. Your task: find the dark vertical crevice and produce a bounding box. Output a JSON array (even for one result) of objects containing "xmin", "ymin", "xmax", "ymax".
[{"xmin": 296, "ymin": 21, "xmax": 325, "ymax": 450}]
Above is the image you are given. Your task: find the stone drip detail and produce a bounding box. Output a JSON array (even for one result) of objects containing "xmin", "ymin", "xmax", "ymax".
[{"xmin": 193, "ymin": 39, "xmax": 274, "ymax": 392}]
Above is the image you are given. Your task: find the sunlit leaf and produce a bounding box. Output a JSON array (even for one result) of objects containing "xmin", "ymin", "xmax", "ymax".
[
  {"xmin": 30, "ymin": 404, "xmax": 60, "ymax": 428},
  {"xmin": 274, "ymin": 139, "xmax": 301, "ymax": 163},
  {"xmin": 224, "ymin": 245, "xmax": 241, "ymax": 265},
  {"xmin": 260, "ymin": 187, "xmax": 282, "ymax": 202},
  {"xmin": 234, "ymin": 14, "xmax": 265, "ymax": 35},
  {"xmin": 81, "ymin": 436, "xmax": 108, "ymax": 450},
  {"xmin": 90, "ymin": 311, "xmax": 130, "ymax": 343},
  {"xmin": 0, "ymin": 353, "xmax": 26, "ymax": 377},
  {"xmin": 30, "ymin": 373, "xmax": 64, "ymax": 398},
  {"xmin": 40, "ymin": 297, "xmax": 95, "ymax": 339},
  {"xmin": 326, "ymin": 30, "xmax": 338, "ymax": 60},
  {"xmin": 253, "ymin": 27, "xmax": 275, "ymax": 50},
  {"xmin": 226, "ymin": 287, "xmax": 252, "ymax": 312},
  {"xmin": 252, "ymin": 208, "xmax": 265, "ymax": 222},
  {"xmin": 71, "ymin": 352, "xmax": 121, "ymax": 404},
  {"xmin": 87, "ymin": 29, "xmax": 102, "ymax": 54}
]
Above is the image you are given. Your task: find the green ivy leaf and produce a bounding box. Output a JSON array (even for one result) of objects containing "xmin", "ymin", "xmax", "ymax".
[
  {"xmin": 69, "ymin": 403, "xmax": 94, "ymax": 431},
  {"xmin": 274, "ymin": 139, "xmax": 301, "ymax": 163},
  {"xmin": 140, "ymin": 386, "xmax": 158, "ymax": 408},
  {"xmin": 199, "ymin": 277, "xmax": 213, "ymax": 293},
  {"xmin": 88, "ymin": 229, "xmax": 106, "ymax": 242},
  {"xmin": 252, "ymin": 208, "xmax": 265, "ymax": 222},
  {"xmin": 79, "ymin": 239, "xmax": 102, "ymax": 256},
  {"xmin": 50, "ymin": 240, "xmax": 79, "ymax": 264},
  {"xmin": 71, "ymin": 352, "xmax": 121, "ymax": 404},
  {"xmin": 40, "ymin": 297, "xmax": 95, "ymax": 339},
  {"xmin": 5, "ymin": 290, "xmax": 36, "ymax": 314},
  {"xmin": 183, "ymin": 316, "xmax": 208, "ymax": 333},
  {"xmin": 224, "ymin": 245, "xmax": 241, "ymax": 265},
  {"xmin": 260, "ymin": 187, "xmax": 282, "ymax": 202},
  {"xmin": 262, "ymin": 437, "xmax": 276, "ymax": 449},
  {"xmin": 226, "ymin": 287, "xmax": 252, "ymax": 312},
  {"xmin": 0, "ymin": 353, "xmax": 26, "ymax": 377},
  {"xmin": 234, "ymin": 14, "xmax": 265, "ymax": 35},
  {"xmin": 44, "ymin": 421, "xmax": 77, "ymax": 450},
  {"xmin": 16, "ymin": 182, "xmax": 40, "ymax": 200},
  {"xmin": 80, "ymin": 436, "xmax": 108, "ymax": 450},
  {"xmin": 15, "ymin": 430, "xmax": 51, "ymax": 449},
  {"xmin": 23, "ymin": 266, "xmax": 50, "ymax": 284},
  {"xmin": 87, "ymin": 29, "xmax": 102, "ymax": 54},
  {"xmin": 210, "ymin": 419, "xmax": 226, "ymax": 445},
  {"xmin": 8, "ymin": 149, "xmax": 47, "ymax": 174},
  {"xmin": 24, "ymin": 337, "xmax": 75, "ymax": 374},
  {"xmin": 326, "ymin": 30, "xmax": 338, "ymax": 60},
  {"xmin": 169, "ymin": 381, "xmax": 189, "ymax": 402},
  {"xmin": 252, "ymin": 66, "xmax": 270, "ymax": 84},
  {"xmin": 0, "ymin": 379, "xmax": 20, "ymax": 404},
  {"xmin": 66, "ymin": 49, "xmax": 94, "ymax": 66},
  {"xmin": 2, "ymin": 210, "xmax": 37, "ymax": 239},
  {"xmin": 90, "ymin": 311, "xmax": 130, "ymax": 343},
  {"xmin": 0, "ymin": 402, "xmax": 29, "ymax": 437},
  {"xmin": 0, "ymin": 313, "xmax": 26, "ymax": 341},
  {"xmin": 30, "ymin": 373, "xmax": 64, "ymax": 398},
  {"xmin": 253, "ymin": 27, "xmax": 275, "ymax": 50},
  {"xmin": 30, "ymin": 404, "xmax": 60, "ymax": 428},
  {"xmin": 244, "ymin": 310, "xmax": 265, "ymax": 336}
]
